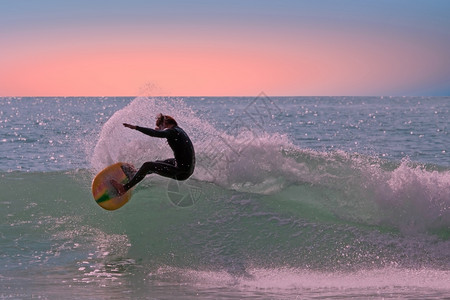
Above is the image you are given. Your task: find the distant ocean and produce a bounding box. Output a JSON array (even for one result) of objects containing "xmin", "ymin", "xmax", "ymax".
[{"xmin": 1, "ymin": 96, "xmax": 449, "ymax": 299}]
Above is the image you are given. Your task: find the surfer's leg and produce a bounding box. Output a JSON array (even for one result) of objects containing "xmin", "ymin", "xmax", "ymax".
[
  {"xmin": 123, "ymin": 160, "xmax": 180, "ymax": 190},
  {"xmin": 155, "ymin": 159, "xmax": 193, "ymax": 180},
  {"xmin": 111, "ymin": 160, "xmax": 185, "ymax": 196},
  {"xmin": 122, "ymin": 161, "xmax": 155, "ymax": 191},
  {"xmin": 110, "ymin": 162, "xmax": 154, "ymax": 196}
]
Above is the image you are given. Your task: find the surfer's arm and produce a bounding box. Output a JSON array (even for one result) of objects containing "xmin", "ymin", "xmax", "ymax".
[
  {"xmin": 123, "ymin": 123, "xmax": 136, "ymax": 130},
  {"xmin": 134, "ymin": 126, "xmax": 169, "ymax": 138}
]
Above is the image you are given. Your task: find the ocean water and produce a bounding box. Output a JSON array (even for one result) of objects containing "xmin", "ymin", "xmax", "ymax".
[{"xmin": 0, "ymin": 96, "xmax": 449, "ymax": 299}]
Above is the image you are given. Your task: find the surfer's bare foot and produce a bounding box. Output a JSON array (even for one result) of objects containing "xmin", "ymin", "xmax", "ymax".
[{"xmin": 110, "ymin": 180, "xmax": 126, "ymax": 196}]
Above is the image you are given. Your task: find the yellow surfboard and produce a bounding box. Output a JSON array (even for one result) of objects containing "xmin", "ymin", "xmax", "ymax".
[{"xmin": 92, "ymin": 162, "xmax": 136, "ymax": 210}]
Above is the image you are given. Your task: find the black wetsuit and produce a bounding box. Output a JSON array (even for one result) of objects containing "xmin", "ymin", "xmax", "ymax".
[{"xmin": 123, "ymin": 125, "xmax": 195, "ymax": 191}]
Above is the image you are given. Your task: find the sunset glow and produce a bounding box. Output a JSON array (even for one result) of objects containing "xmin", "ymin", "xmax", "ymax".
[{"xmin": 1, "ymin": 0, "xmax": 449, "ymax": 96}]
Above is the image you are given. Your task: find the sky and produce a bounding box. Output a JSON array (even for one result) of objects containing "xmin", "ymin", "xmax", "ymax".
[{"xmin": 1, "ymin": 0, "xmax": 449, "ymax": 96}]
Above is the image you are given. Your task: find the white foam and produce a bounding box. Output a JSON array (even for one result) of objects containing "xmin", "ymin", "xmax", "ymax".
[
  {"xmin": 371, "ymin": 159, "xmax": 450, "ymax": 233},
  {"xmin": 150, "ymin": 266, "xmax": 450, "ymax": 292}
]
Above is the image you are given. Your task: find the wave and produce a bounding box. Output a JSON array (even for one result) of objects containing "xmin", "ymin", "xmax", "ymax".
[
  {"xmin": 90, "ymin": 97, "xmax": 450, "ymax": 235},
  {"xmin": 3, "ymin": 97, "xmax": 449, "ymax": 281}
]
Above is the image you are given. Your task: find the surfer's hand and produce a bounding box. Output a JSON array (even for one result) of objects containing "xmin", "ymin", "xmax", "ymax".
[{"xmin": 123, "ymin": 123, "xmax": 136, "ymax": 130}]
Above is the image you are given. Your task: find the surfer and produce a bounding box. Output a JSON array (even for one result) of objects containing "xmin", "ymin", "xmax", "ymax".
[{"xmin": 111, "ymin": 113, "xmax": 195, "ymax": 196}]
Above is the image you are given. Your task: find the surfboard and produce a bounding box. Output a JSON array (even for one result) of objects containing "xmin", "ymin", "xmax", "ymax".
[{"xmin": 91, "ymin": 162, "xmax": 137, "ymax": 210}]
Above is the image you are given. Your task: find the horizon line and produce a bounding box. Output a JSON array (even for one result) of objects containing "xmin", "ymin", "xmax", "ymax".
[{"xmin": 1, "ymin": 95, "xmax": 449, "ymax": 98}]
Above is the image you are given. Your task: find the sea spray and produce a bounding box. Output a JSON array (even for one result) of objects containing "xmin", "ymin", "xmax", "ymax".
[{"xmin": 91, "ymin": 96, "xmax": 214, "ymax": 172}]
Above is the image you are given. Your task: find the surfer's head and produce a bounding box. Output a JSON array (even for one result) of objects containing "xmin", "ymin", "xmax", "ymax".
[{"xmin": 156, "ymin": 113, "xmax": 177, "ymax": 129}]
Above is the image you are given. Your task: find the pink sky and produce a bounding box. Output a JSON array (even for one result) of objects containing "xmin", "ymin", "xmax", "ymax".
[{"xmin": 1, "ymin": 0, "xmax": 449, "ymax": 96}]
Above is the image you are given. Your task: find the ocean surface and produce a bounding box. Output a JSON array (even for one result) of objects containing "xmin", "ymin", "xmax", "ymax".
[{"xmin": 1, "ymin": 96, "xmax": 449, "ymax": 299}]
